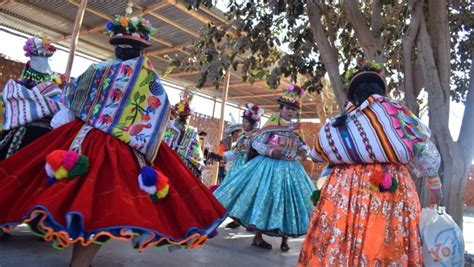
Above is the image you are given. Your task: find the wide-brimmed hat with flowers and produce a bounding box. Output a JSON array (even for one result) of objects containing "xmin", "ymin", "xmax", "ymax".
[
  {"xmin": 277, "ymin": 85, "xmax": 305, "ymax": 109},
  {"xmin": 344, "ymin": 59, "xmax": 386, "ymax": 96},
  {"xmin": 242, "ymin": 103, "xmax": 264, "ymax": 123},
  {"xmin": 106, "ymin": 2, "xmax": 157, "ymax": 47}
]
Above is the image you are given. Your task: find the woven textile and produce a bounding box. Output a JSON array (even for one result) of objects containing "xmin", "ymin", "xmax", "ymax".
[
  {"xmin": 1, "ymin": 80, "xmax": 60, "ymax": 131},
  {"xmin": 64, "ymin": 56, "xmax": 170, "ymax": 162},
  {"xmin": 311, "ymin": 95, "xmax": 430, "ymax": 164}
]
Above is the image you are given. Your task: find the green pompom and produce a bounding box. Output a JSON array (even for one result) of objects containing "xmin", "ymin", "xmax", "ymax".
[
  {"xmin": 68, "ymin": 155, "xmax": 89, "ymax": 178},
  {"xmin": 149, "ymin": 194, "xmax": 159, "ymax": 202},
  {"xmin": 388, "ymin": 178, "xmax": 398, "ymax": 192},
  {"xmin": 311, "ymin": 190, "xmax": 321, "ymax": 206}
]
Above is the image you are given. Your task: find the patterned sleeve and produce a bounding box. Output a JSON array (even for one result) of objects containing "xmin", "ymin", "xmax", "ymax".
[
  {"xmin": 251, "ymin": 132, "xmax": 274, "ymax": 157},
  {"xmin": 189, "ymin": 138, "xmax": 205, "ymax": 170},
  {"xmin": 310, "ymin": 148, "xmax": 324, "ymax": 162},
  {"xmin": 409, "ymin": 140, "xmax": 441, "ymax": 179}
]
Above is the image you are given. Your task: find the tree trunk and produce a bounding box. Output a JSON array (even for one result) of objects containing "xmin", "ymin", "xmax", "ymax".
[
  {"xmin": 417, "ymin": 17, "xmax": 473, "ymax": 227},
  {"xmin": 307, "ymin": 0, "xmax": 346, "ymax": 106},
  {"xmin": 402, "ymin": 0, "xmax": 422, "ymax": 114}
]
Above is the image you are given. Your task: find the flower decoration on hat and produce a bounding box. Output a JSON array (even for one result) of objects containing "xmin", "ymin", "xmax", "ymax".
[
  {"xmin": 344, "ymin": 56, "xmax": 386, "ymax": 95},
  {"xmin": 277, "ymin": 85, "xmax": 305, "ymax": 109},
  {"xmin": 344, "ymin": 59, "xmax": 384, "ymax": 85},
  {"xmin": 106, "ymin": 2, "xmax": 157, "ymax": 47},
  {"xmin": 242, "ymin": 103, "xmax": 264, "ymax": 123},
  {"xmin": 138, "ymin": 166, "xmax": 170, "ymax": 201},
  {"xmin": 173, "ymin": 87, "xmax": 194, "ymax": 116},
  {"xmin": 44, "ymin": 150, "xmax": 89, "ymax": 185},
  {"xmin": 23, "ymin": 35, "xmax": 57, "ymax": 58}
]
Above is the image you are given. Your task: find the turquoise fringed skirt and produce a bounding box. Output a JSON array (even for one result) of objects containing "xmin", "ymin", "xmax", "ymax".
[{"xmin": 214, "ymin": 155, "xmax": 315, "ymax": 237}]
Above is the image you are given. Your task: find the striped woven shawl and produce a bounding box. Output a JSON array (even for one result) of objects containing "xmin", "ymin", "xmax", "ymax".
[{"xmin": 311, "ymin": 95, "xmax": 430, "ymax": 164}]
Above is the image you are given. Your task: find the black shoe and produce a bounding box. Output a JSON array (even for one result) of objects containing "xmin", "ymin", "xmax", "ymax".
[
  {"xmin": 280, "ymin": 242, "xmax": 290, "ymax": 252},
  {"xmin": 252, "ymin": 238, "xmax": 272, "ymax": 250},
  {"xmin": 225, "ymin": 221, "xmax": 240, "ymax": 229},
  {"xmin": 0, "ymin": 232, "xmax": 11, "ymax": 241}
]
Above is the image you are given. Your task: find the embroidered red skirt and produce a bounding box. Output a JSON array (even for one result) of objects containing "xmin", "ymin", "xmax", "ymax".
[{"xmin": 0, "ymin": 120, "xmax": 227, "ymax": 250}]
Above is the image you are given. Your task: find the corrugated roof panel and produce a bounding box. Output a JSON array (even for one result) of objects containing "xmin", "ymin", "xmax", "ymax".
[
  {"xmin": 155, "ymin": 5, "xmax": 205, "ymax": 33},
  {"xmin": 1, "ymin": 3, "xmax": 71, "ymax": 33},
  {"xmin": 28, "ymin": 1, "xmax": 104, "ymax": 28},
  {"xmin": 87, "ymin": 0, "xmax": 128, "ymax": 18}
]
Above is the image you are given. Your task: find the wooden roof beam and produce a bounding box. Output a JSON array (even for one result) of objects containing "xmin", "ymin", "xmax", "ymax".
[
  {"xmin": 165, "ymin": 0, "xmax": 213, "ymax": 25},
  {"xmin": 66, "ymin": 0, "xmax": 109, "ymax": 20},
  {"xmin": 63, "ymin": 1, "xmax": 173, "ymax": 47},
  {"xmin": 133, "ymin": 3, "xmax": 198, "ymax": 38},
  {"xmin": 147, "ymin": 43, "xmax": 192, "ymax": 56},
  {"xmin": 229, "ymin": 91, "xmax": 282, "ymax": 100},
  {"xmin": 141, "ymin": 2, "xmax": 169, "ymax": 15}
]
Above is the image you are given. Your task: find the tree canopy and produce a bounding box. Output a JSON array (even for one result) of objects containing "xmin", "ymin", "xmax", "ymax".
[{"xmin": 169, "ymin": 0, "xmax": 473, "ymax": 225}]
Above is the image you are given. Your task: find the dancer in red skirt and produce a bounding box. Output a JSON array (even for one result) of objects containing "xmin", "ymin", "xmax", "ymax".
[{"xmin": 0, "ymin": 8, "xmax": 226, "ymax": 267}]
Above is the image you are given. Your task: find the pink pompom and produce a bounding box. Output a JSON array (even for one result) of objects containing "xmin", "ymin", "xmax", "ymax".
[
  {"xmin": 381, "ymin": 173, "xmax": 393, "ymax": 189},
  {"xmin": 62, "ymin": 151, "xmax": 80, "ymax": 171}
]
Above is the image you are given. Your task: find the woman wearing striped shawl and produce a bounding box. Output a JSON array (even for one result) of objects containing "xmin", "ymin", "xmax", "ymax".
[
  {"xmin": 0, "ymin": 35, "xmax": 63, "ymax": 161},
  {"xmin": 298, "ymin": 61, "xmax": 443, "ymax": 266}
]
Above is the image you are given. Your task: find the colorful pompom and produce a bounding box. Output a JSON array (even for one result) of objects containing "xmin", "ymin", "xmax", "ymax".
[
  {"xmin": 45, "ymin": 150, "xmax": 89, "ymax": 185},
  {"xmin": 137, "ymin": 167, "xmax": 170, "ymax": 201}
]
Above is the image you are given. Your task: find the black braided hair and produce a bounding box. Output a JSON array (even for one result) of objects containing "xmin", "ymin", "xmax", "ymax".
[{"xmin": 332, "ymin": 82, "xmax": 384, "ymax": 128}]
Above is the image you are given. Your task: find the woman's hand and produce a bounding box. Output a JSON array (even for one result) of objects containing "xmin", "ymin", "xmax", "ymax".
[
  {"xmin": 271, "ymin": 149, "xmax": 284, "ymax": 158},
  {"xmin": 430, "ymin": 188, "xmax": 443, "ymax": 206}
]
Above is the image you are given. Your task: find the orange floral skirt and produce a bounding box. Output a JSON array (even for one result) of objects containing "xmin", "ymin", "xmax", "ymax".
[{"xmin": 298, "ymin": 163, "xmax": 422, "ymax": 266}]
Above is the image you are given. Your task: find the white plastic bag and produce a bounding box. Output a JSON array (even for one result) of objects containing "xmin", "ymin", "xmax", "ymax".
[{"xmin": 420, "ymin": 207, "xmax": 464, "ymax": 266}]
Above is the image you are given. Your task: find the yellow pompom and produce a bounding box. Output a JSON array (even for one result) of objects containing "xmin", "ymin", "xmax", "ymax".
[
  {"xmin": 156, "ymin": 184, "xmax": 170, "ymax": 199},
  {"xmin": 53, "ymin": 77, "xmax": 62, "ymax": 85},
  {"xmin": 55, "ymin": 166, "xmax": 69, "ymax": 180},
  {"xmin": 368, "ymin": 183, "xmax": 380, "ymax": 192}
]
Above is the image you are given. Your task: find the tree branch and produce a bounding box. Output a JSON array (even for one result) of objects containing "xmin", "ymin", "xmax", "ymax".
[
  {"xmin": 427, "ymin": 0, "xmax": 451, "ymax": 106},
  {"xmin": 402, "ymin": 0, "xmax": 422, "ymax": 114},
  {"xmin": 344, "ymin": 0, "xmax": 382, "ymax": 62},
  {"xmin": 307, "ymin": 0, "xmax": 346, "ymax": 106},
  {"xmin": 458, "ymin": 57, "xmax": 474, "ymax": 159},
  {"xmin": 417, "ymin": 18, "xmax": 450, "ymax": 131},
  {"xmin": 371, "ymin": 0, "xmax": 382, "ymax": 38}
]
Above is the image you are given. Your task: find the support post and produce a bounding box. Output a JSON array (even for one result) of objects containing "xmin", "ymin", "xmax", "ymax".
[
  {"xmin": 212, "ymin": 71, "xmax": 231, "ymax": 185},
  {"xmin": 64, "ymin": 0, "xmax": 88, "ymax": 81}
]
